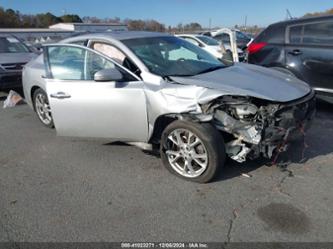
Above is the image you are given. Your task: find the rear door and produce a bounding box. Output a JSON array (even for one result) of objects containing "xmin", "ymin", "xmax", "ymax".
[
  {"xmin": 286, "ymin": 20, "xmax": 333, "ymax": 92},
  {"xmin": 43, "ymin": 44, "xmax": 148, "ymax": 142}
]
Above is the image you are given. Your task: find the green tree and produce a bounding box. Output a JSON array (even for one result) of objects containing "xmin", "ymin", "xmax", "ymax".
[
  {"xmin": 60, "ymin": 14, "xmax": 82, "ymax": 23},
  {"xmin": 0, "ymin": 8, "xmax": 20, "ymax": 27},
  {"xmin": 35, "ymin": 12, "xmax": 61, "ymax": 27},
  {"xmin": 303, "ymin": 8, "xmax": 333, "ymax": 17},
  {"xmin": 184, "ymin": 22, "xmax": 202, "ymax": 31}
]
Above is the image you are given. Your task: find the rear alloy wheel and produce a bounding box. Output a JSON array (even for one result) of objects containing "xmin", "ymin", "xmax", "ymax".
[
  {"xmin": 33, "ymin": 88, "xmax": 54, "ymax": 128},
  {"xmin": 160, "ymin": 120, "xmax": 225, "ymax": 183}
]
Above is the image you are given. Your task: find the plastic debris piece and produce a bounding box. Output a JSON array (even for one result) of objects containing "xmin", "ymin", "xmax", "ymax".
[
  {"xmin": 3, "ymin": 90, "xmax": 24, "ymax": 108},
  {"xmin": 233, "ymin": 208, "xmax": 239, "ymax": 218},
  {"xmin": 241, "ymin": 173, "xmax": 252, "ymax": 178}
]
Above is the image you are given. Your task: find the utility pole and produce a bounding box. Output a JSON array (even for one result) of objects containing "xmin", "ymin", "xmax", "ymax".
[{"xmin": 244, "ymin": 15, "xmax": 247, "ymax": 31}]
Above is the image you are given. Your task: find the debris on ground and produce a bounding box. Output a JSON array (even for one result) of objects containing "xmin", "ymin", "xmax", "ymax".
[
  {"xmin": 3, "ymin": 90, "xmax": 25, "ymax": 108},
  {"xmin": 241, "ymin": 173, "xmax": 252, "ymax": 178}
]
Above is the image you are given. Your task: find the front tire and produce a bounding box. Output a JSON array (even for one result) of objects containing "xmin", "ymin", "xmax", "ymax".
[
  {"xmin": 33, "ymin": 88, "xmax": 54, "ymax": 128},
  {"xmin": 160, "ymin": 120, "xmax": 226, "ymax": 183}
]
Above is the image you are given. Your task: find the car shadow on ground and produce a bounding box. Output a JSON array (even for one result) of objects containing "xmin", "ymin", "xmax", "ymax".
[
  {"xmin": 106, "ymin": 101, "xmax": 333, "ymax": 182},
  {"xmin": 0, "ymin": 91, "xmax": 7, "ymax": 101}
]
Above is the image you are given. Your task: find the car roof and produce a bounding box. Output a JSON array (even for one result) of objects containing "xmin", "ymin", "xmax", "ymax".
[
  {"xmin": 177, "ymin": 34, "xmax": 209, "ymax": 38},
  {"xmin": 269, "ymin": 15, "xmax": 333, "ymax": 28},
  {"xmin": 66, "ymin": 31, "xmax": 171, "ymax": 41},
  {"xmin": 177, "ymin": 34, "xmax": 196, "ymax": 36}
]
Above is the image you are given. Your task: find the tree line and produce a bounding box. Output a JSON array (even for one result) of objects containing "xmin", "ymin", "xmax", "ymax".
[
  {"xmin": 0, "ymin": 7, "xmax": 82, "ymax": 28},
  {"xmin": 0, "ymin": 5, "xmax": 204, "ymax": 32},
  {"xmin": 303, "ymin": 8, "xmax": 333, "ymax": 18}
]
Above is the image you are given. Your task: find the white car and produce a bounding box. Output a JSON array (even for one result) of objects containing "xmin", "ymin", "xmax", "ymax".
[
  {"xmin": 176, "ymin": 34, "xmax": 245, "ymax": 61},
  {"xmin": 22, "ymin": 32, "xmax": 315, "ymax": 183}
]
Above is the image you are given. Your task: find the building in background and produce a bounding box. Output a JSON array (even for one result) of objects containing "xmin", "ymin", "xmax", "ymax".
[
  {"xmin": 0, "ymin": 22, "xmax": 128, "ymax": 46},
  {"xmin": 49, "ymin": 23, "xmax": 128, "ymax": 32}
]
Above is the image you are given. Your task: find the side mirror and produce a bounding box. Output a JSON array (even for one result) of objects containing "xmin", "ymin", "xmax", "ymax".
[{"xmin": 94, "ymin": 68, "xmax": 123, "ymax": 82}]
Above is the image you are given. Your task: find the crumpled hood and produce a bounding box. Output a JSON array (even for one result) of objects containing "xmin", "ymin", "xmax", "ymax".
[
  {"xmin": 0, "ymin": 53, "xmax": 37, "ymax": 65},
  {"xmin": 170, "ymin": 63, "xmax": 311, "ymax": 102}
]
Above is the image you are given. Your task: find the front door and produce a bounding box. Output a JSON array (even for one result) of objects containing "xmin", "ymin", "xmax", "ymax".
[{"xmin": 44, "ymin": 44, "xmax": 148, "ymax": 142}]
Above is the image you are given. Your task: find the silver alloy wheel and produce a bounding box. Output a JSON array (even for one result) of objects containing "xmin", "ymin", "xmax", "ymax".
[
  {"xmin": 166, "ymin": 128, "xmax": 208, "ymax": 178},
  {"xmin": 35, "ymin": 93, "xmax": 52, "ymax": 125}
]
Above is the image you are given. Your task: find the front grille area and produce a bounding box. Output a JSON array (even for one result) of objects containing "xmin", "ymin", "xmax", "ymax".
[
  {"xmin": 0, "ymin": 75, "xmax": 22, "ymax": 82},
  {"xmin": 0, "ymin": 62, "xmax": 26, "ymax": 71},
  {"xmin": 0, "ymin": 73, "xmax": 22, "ymax": 90},
  {"xmin": 276, "ymin": 92, "xmax": 316, "ymax": 125},
  {"xmin": 262, "ymin": 92, "xmax": 316, "ymax": 144}
]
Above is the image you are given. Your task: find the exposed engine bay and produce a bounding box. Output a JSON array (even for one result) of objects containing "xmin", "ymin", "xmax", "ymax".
[{"xmin": 201, "ymin": 91, "xmax": 316, "ymax": 163}]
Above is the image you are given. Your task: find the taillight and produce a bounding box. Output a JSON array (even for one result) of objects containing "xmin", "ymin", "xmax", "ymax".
[{"xmin": 247, "ymin": 42, "xmax": 267, "ymax": 55}]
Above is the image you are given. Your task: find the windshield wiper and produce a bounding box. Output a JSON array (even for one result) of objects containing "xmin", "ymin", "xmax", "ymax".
[
  {"xmin": 196, "ymin": 65, "xmax": 225, "ymax": 75},
  {"xmin": 165, "ymin": 74, "xmax": 196, "ymax": 77}
]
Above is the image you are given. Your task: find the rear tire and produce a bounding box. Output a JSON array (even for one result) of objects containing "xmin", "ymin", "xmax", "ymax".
[
  {"xmin": 160, "ymin": 120, "xmax": 226, "ymax": 183},
  {"xmin": 33, "ymin": 88, "xmax": 54, "ymax": 128}
]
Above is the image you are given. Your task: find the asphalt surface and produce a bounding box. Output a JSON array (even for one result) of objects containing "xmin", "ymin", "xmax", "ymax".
[{"xmin": 0, "ymin": 92, "xmax": 333, "ymax": 242}]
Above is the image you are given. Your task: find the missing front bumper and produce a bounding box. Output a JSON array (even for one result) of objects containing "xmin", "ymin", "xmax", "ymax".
[{"xmin": 213, "ymin": 91, "xmax": 316, "ymax": 163}]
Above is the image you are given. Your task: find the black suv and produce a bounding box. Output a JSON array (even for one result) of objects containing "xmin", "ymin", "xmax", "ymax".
[{"xmin": 248, "ymin": 15, "xmax": 333, "ymax": 102}]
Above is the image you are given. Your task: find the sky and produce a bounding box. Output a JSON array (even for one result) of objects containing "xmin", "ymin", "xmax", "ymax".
[{"xmin": 0, "ymin": 0, "xmax": 332, "ymax": 27}]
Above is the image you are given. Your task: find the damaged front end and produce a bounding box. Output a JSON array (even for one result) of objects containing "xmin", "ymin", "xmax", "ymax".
[{"xmin": 201, "ymin": 91, "xmax": 316, "ymax": 163}]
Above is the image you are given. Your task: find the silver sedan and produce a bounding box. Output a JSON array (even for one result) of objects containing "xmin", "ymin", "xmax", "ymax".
[{"xmin": 22, "ymin": 31, "xmax": 315, "ymax": 183}]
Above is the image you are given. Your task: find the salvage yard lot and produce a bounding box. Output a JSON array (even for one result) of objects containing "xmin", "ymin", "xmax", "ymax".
[{"xmin": 0, "ymin": 96, "xmax": 333, "ymax": 242}]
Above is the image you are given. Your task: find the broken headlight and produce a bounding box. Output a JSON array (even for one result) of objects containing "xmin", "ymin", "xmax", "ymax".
[{"xmin": 230, "ymin": 104, "xmax": 258, "ymax": 122}]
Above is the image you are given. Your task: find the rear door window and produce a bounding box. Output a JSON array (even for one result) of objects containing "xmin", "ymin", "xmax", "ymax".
[
  {"xmin": 303, "ymin": 21, "xmax": 333, "ymax": 45},
  {"xmin": 289, "ymin": 25, "xmax": 303, "ymax": 44}
]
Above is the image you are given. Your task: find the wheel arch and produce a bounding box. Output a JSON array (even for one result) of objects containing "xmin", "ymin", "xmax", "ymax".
[
  {"xmin": 148, "ymin": 112, "xmax": 212, "ymax": 144},
  {"xmin": 31, "ymin": 86, "xmax": 41, "ymax": 110},
  {"xmin": 149, "ymin": 114, "xmax": 178, "ymax": 144}
]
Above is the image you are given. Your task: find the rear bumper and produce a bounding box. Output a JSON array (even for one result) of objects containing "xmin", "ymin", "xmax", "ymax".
[{"xmin": 0, "ymin": 72, "xmax": 22, "ymax": 90}]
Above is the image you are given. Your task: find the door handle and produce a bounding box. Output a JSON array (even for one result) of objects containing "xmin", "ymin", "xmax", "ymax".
[
  {"xmin": 288, "ymin": 49, "xmax": 302, "ymax": 56},
  {"xmin": 50, "ymin": 92, "xmax": 71, "ymax": 99}
]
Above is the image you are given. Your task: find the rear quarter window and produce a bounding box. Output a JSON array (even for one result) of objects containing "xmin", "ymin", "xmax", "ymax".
[{"xmin": 256, "ymin": 25, "xmax": 285, "ymax": 44}]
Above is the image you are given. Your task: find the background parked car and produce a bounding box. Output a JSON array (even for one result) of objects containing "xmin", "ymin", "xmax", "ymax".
[
  {"xmin": 247, "ymin": 15, "xmax": 333, "ymax": 103},
  {"xmin": 0, "ymin": 35, "xmax": 37, "ymax": 93},
  {"xmin": 203, "ymin": 29, "xmax": 253, "ymax": 50},
  {"xmin": 176, "ymin": 34, "xmax": 245, "ymax": 62}
]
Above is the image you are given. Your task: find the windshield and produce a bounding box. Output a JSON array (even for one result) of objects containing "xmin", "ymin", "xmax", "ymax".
[
  {"xmin": 122, "ymin": 36, "xmax": 224, "ymax": 77},
  {"xmin": 0, "ymin": 37, "xmax": 30, "ymax": 53},
  {"xmin": 196, "ymin": 35, "xmax": 220, "ymax": 46}
]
